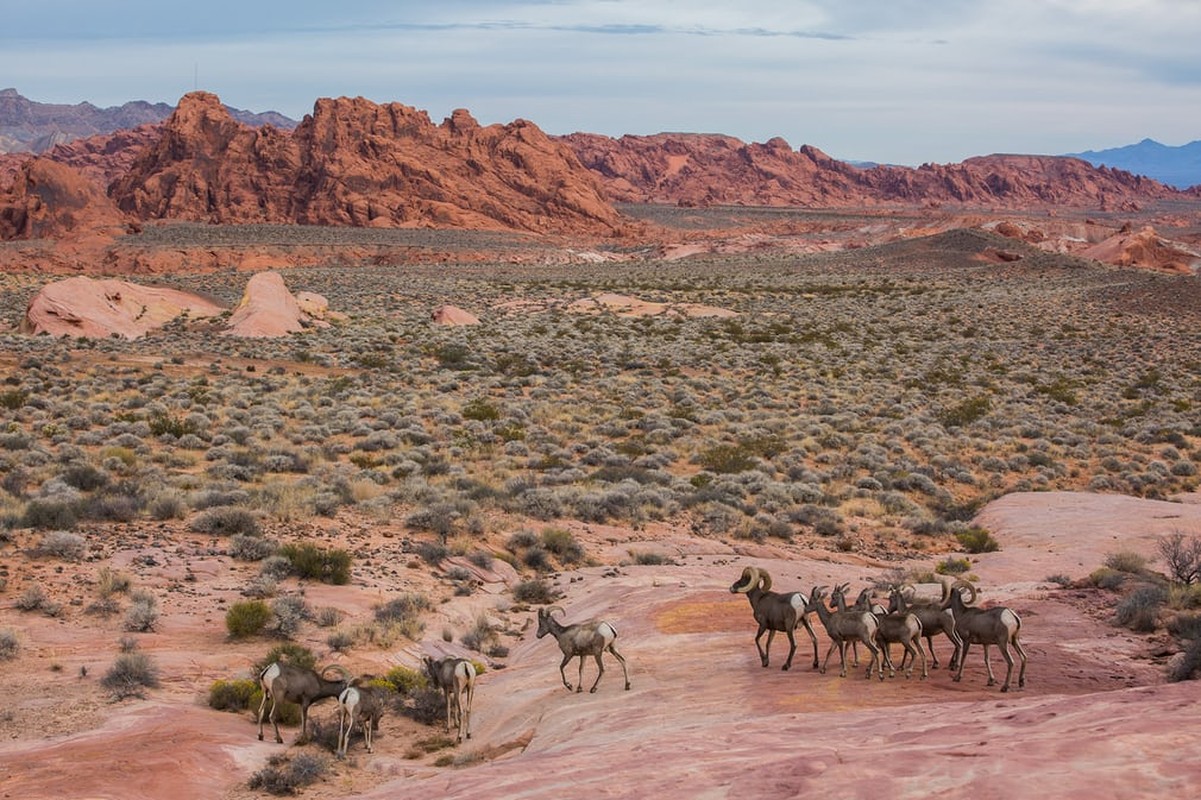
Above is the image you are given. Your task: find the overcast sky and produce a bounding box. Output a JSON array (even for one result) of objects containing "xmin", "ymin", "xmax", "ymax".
[{"xmin": 3, "ymin": 0, "xmax": 1199, "ymax": 165}]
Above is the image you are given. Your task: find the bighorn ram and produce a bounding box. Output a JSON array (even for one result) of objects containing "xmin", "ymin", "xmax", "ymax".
[
  {"xmin": 830, "ymin": 584, "xmax": 926, "ymax": 679},
  {"xmin": 535, "ymin": 605, "xmax": 631, "ymax": 693},
  {"xmin": 729, "ymin": 566, "xmax": 820, "ymax": 670},
  {"xmin": 256, "ymin": 661, "xmax": 350, "ymax": 744},
  {"xmin": 804, "ymin": 586, "xmax": 884, "ymax": 680},
  {"xmin": 336, "ymin": 680, "xmax": 386, "ymax": 758},
  {"xmin": 887, "ymin": 581, "xmax": 962, "ymax": 670},
  {"xmin": 423, "ymin": 655, "xmax": 477, "ymax": 742},
  {"xmin": 944, "ymin": 580, "xmax": 1028, "ymax": 692}
]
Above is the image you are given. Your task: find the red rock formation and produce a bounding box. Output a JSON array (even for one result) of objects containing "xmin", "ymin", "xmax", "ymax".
[
  {"xmin": 431, "ymin": 304, "xmax": 481, "ymax": 326},
  {"xmin": 224, "ymin": 270, "xmax": 332, "ymax": 337},
  {"xmin": 1081, "ymin": 225, "xmax": 1201, "ymax": 273},
  {"xmin": 0, "ymin": 157, "xmax": 127, "ymax": 240},
  {"xmin": 563, "ymin": 133, "xmax": 1185, "ymax": 210},
  {"xmin": 20, "ymin": 276, "xmax": 223, "ymax": 338},
  {"xmin": 102, "ymin": 92, "xmax": 620, "ymax": 235}
]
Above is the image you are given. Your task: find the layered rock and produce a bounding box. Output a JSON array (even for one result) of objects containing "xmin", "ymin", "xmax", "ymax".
[
  {"xmin": 431, "ymin": 304, "xmax": 481, "ymax": 326},
  {"xmin": 1081, "ymin": 225, "xmax": 1201, "ymax": 273},
  {"xmin": 563, "ymin": 133, "xmax": 1184, "ymax": 210},
  {"xmin": 0, "ymin": 157, "xmax": 127, "ymax": 240},
  {"xmin": 103, "ymin": 92, "xmax": 621, "ymax": 235},
  {"xmin": 19, "ymin": 276, "xmax": 222, "ymax": 338}
]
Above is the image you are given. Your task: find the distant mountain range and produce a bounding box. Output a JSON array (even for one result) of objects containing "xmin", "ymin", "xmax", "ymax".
[
  {"xmin": 1064, "ymin": 139, "xmax": 1201, "ymax": 190},
  {"xmin": 0, "ymin": 88, "xmax": 295, "ymax": 154}
]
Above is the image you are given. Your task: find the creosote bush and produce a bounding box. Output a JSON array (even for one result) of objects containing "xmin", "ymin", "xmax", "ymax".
[
  {"xmin": 0, "ymin": 629, "xmax": 18, "ymax": 660},
  {"xmin": 956, "ymin": 527, "xmax": 1000, "ymax": 554},
  {"xmin": 248, "ymin": 752, "xmax": 328, "ymax": 796},
  {"xmin": 1115, "ymin": 584, "xmax": 1167, "ymax": 632},
  {"xmin": 513, "ymin": 578, "xmax": 555, "ymax": 604},
  {"xmin": 189, "ymin": 506, "xmax": 261, "ymax": 536},
  {"xmin": 102, "ymin": 652, "xmax": 161, "ymax": 699},
  {"xmin": 208, "ymin": 678, "xmax": 258, "ymax": 711},
  {"xmin": 226, "ymin": 600, "xmax": 272, "ymax": 639},
  {"xmin": 277, "ymin": 542, "xmax": 352, "ymax": 584}
]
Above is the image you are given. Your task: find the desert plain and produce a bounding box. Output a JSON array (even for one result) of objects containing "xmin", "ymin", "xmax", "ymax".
[{"xmin": 2, "ymin": 95, "xmax": 1201, "ymax": 799}]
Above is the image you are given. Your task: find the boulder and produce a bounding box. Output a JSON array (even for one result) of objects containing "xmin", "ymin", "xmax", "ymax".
[
  {"xmin": 224, "ymin": 270, "xmax": 331, "ymax": 337},
  {"xmin": 431, "ymin": 304, "xmax": 481, "ymax": 326},
  {"xmin": 19, "ymin": 276, "xmax": 223, "ymax": 339}
]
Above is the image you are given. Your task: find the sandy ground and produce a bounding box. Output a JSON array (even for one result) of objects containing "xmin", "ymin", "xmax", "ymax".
[{"xmin": 2, "ymin": 491, "xmax": 1200, "ymax": 799}]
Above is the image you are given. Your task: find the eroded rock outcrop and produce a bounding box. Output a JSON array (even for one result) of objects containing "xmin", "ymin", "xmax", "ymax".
[
  {"xmin": 224, "ymin": 270, "xmax": 332, "ymax": 337},
  {"xmin": 1082, "ymin": 225, "xmax": 1201, "ymax": 273},
  {"xmin": 0, "ymin": 157, "xmax": 127, "ymax": 240},
  {"xmin": 431, "ymin": 304, "xmax": 481, "ymax": 326},
  {"xmin": 19, "ymin": 276, "xmax": 222, "ymax": 338},
  {"xmin": 566, "ymin": 292, "xmax": 736, "ymax": 318}
]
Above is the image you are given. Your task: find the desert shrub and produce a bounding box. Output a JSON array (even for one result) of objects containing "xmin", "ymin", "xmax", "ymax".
[
  {"xmin": 406, "ymin": 502, "xmax": 461, "ymax": 539},
  {"xmin": 935, "ymin": 556, "xmax": 972, "ymax": 575},
  {"xmin": 248, "ymin": 752, "xmax": 328, "ymax": 796},
  {"xmin": 461, "ymin": 614, "xmax": 495, "ymax": 652},
  {"xmin": 272, "ymin": 595, "xmax": 311, "ymax": 638},
  {"xmin": 277, "ymin": 542, "xmax": 352, "ymax": 584},
  {"xmin": 383, "ymin": 665, "xmax": 428, "ymax": 695},
  {"xmin": 629, "ymin": 550, "xmax": 674, "ymax": 566},
  {"xmin": 35, "ymin": 530, "xmax": 86, "ymax": 560},
  {"xmin": 189, "ymin": 506, "xmax": 261, "ymax": 536},
  {"xmin": 21, "ymin": 497, "xmax": 79, "ymax": 530},
  {"xmin": 375, "ymin": 593, "xmax": 431, "ymax": 627},
  {"xmin": 468, "ymin": 550, "xmax": 494, "ymax": 570},
  {"xmin": 61, "ymin": 463, "xmax": 109, "ymax": 492},
  {"xmin": 462, "ymin": 397, "xmax": 501, "ymax": 421},
  {"xmin": 226, "ymin": 600, "xmax": 272, "ymax": 639},
  {"xmin": 1088, "ymin": 567, "xmax": 1127, "ymax": 590},
  {"xmin": 1045, "ymin": 573, "xmax": 1073, "ymax": 587},
  {"xmin": 1115, "ymin": 584, "xmax": 1167, "ymax": 632},
  {"xmin": 404, "ymin": 687, "xmax": 447, "ymax": 726},
  {"xmin": 316, "ymin": 606, "xmax": 342, "ymax": 628},
  {"xmin": 242, "ymin": 574, "xmax": 278, "ymax": 599},
  {"xmin": 260, "ymin": 555, "xmax": 294, "ymax": 580},
  {"xmin": 956, "ymin": 527, "xmax": 1000, "ymax": 554},
  {"xmin": 0, "ymin": 388, "xmax": 27, "ymax": 410},
  {"xmin": 696, "ymin": 443, "xmax": 757, "ymax": 474},
  {"xmin": 15, "ymin": 584, "xmax": 47, "ymax": 611},
  {"xmin": 513, "ymin": 578, "xmax": 555, "ymax": 604},
  {"xmin": 937, "ymin": 395, "xmax": 991, "ymax": 428},
  {"xmin": 254, "ymin": 643, "xmax": 316, "ymax": 674},
  {"xmin": 102, "ymin": 652, "xmax": 161, "ymax": 699},
  {"xmin": 1105, "ymin": 550, "xmax": 1148, "ymax": 575},
  {"xmin": 1158, "ymin": 531, "xmax": 1201, "ymax": 585},
  {"xmin": 415, "ymin": 539, "xmax": 449, "ymax": 565},
  {"xmin": 208, "ymin": 678, "xmax": 258, "ymax": 711},
  {"xmin": 326, "ymin": 630, "xmax": 354, "ymax": 652},
  {"xmin": 0, "ymin": 629, "xmax": 18, "ymax": 660},
  {"xmin": 522, "ymin": 545, "xmax": 552, "ymax": 572},
  {"xmin": 147, "ymin": 490, "xmax": 187, "ymax": 520},
  {"xmin": 540, "ymin": 527, "xmax": 584, "ymax": 564},
  {"xmin": 123, "ymin": 590, "xmax": 159, "ymax": 632},
  {"xmin": 229, "ymin": 534, "xmax": 277, "ymax": 561}
]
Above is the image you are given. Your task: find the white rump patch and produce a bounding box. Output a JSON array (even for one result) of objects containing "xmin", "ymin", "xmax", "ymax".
[{"xmin": 597, "ymin": 621, "xmax": 618, "ymax": 644}]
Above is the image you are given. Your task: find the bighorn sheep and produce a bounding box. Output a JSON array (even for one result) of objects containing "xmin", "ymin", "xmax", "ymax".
[
  {"xmin": 803, "ymin": 585, "xmax": 884, "ymax": 680},
  {"xmin": 336, "ymin": 680, "xmax": 386, "ymax": 758},
  {"xmin": 830, "ymin": 584, "xmax": 926, "ymax": 679},
  {"xmin": 944, "ymin": 580, "xmax": 1027, "ymax": 692},
  {"xmin": 535, "ymin": 605, "xmax": 631, "ymax": 693},
  {"xmin": 256, "ymin": 661, "xmax": 350, "ymax": 744},
  {"xmin": 422, "ymin": 656, "xmax": 477, "ymax": 742},
  {"xmin": 887, "ymin": 582, "xmax": 962, "ymax": 670},
  {"xmin": 729, "ymin": 566, "xmax": 820, "ymax": 671}
]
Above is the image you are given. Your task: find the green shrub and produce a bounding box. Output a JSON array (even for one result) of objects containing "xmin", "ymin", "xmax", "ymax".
[
  {"xmin": 208, "ymin": 678, "xmax": 259, "ymax": 711},
  {"xmin": 383, "ymin": 665, "xmax": 428, "ymax": 695},
  {"xmin": 1169, "ymin": 637, "xmax": 1201, "ymax": 682},
  {"xmin": 21, "ymin": 497, "xmax": 80, "ymax": 530},
  {"xmin": 1115, "ymin": 584, "xmax": 1166, "ymax": 632},
  {"xmin": 1088, "ymin": 567, "xmax": 1127, "ymax": 590},
  {"xmin": 696, "ymin": 443, "xmax": 757, "ymax": 474},
  {"xmin": 0, "ymin": 629, "xmax": 18, "ymax": 660},
  {"xmin": 935, "ymin": 556, "xmax": 972, "ymax": 575},
  {"xmin": 956, "ymin": 527, "xmax": 1000, "ymax": 554},
  {"xmin": 1104, "ymin": 550, "xmax": 1148, "ymax": 575},
  {"xmin": 226, "ymin": 600, "xmax": 272, "ymax": 639},
  {"xmin": 277, "ymin": 542, "xmax": 352, "ymax": 584},
  {"xmin": 123, "ymin": 590, "xmax": 159, "ymax": 632},
  {"xmin": 937, "ymin": 395, "xmax": 991, "ymax": 428},
  {"xmin": 462, "ymin": 397, "xmax": 501, "ymax": 421},
  {"xmin": 255, "ymin": 643, "xmax": 316, "ymax": 674},
  {"xmin": 540, "ymin": 527, "xmax": 584, "ymax": 564}
]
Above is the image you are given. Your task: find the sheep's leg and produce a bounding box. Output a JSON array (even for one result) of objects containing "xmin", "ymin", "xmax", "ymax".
[
  {"xmin": 879, "ymin": 639, "xmax": 896, "ymax": 678},
  {"xmin": 914, "ymin": 635, "xmax": 928, "ymax": 679},
  {"xmin": 337, "ymin": 707, "xmax": 348, "ymax": 758},
  {"xmin": 997, "ymin": 642, "xmax": 1016, "ymax": 692},
  {"xmin": 953, "ymin": 641, "xmax": 970, "ymax": 683},
  {"xmin": 463, "ymin": 679, "xmax": 475, "ymax": 738},
  {"xmin": 836, "ymin": 640, "xmax": 850, "ymax": 678},
  {"xmin": 296, "ymin": 702, "xmax": 310, "ymax": 745},
  {"xmin": 1013, "ymin": 636, "xmax": 1028, "ymax": 689},
  {"xmin": 820, "ymin": 640, "xmax": 839, "ymax": 675},
  {"xmin": 781, "ymin": 627, "xmax": 797, "ymax": 671},
  {"xmin": 444, "ymin": 689, "xmax": 454, "ymax": 734},
  {"xmin": 607, "ymin": 643, "xmax": 631, "ymax": 690},
  {"xmin": 849, "ymin": 639, "xmax": 860, "ymax": 667},
  {"xmin": 559, "ymin": 654, "xmax": 574, "ymax": 691},
  {"xmin": 982, "ymin": 643, "xmax": 997, "ymax": 687},
  {"xmin": 799, "ymin": 616, "xmax": 820, "ymax": 669},
  {"xmin": 364, "ymin": 713, "xmax": 374, "ymax": 753},
  {"xmin": 862, "ymin": 637, "xmax": 882, "ymax": 680},
  {"xmin": 589, "ymin": 653, "xmax": 606, "ymax": 693},
  {"xmin": 755, "ymin": 626, "xmax": 772, "ymax": 667},
  {"xmin": 925, "ymin": 634, "xmax": 940, "ymax": 669},
  {"xmin": 577, "ymin": 655, "xmax": 588, "ymax": 694},
  {"xmin": 256, "ymin": 691, "xmax": 270, "ymax": 741}
]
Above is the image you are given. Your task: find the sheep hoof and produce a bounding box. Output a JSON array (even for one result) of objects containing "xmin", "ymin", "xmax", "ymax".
[
  {"xmin": 781, "ymin": 664, "xmax": 790, "ymax": 671},
  {"xmin": 624, "ymin": 684, "xmax": 631, "ymax": 690},
  {"xmin": 257, "ymin": 734, "xmax": 264, "ymax": 741},
  {"xmin": 590, "ymin": 687, "xmax": 598, "ymax": 693},
  {"xmin": 1001, "ymin": 685, "xmax": 1010, "ymax": 693}
]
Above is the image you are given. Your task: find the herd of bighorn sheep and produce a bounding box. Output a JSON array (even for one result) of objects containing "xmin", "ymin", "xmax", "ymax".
[{"xmin": 250, "ymin": 568, "xmax": 1024, "ymax": 758}]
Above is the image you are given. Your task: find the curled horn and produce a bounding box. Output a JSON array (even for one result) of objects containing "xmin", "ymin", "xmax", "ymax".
[
  {"xmin": 757, "ymin": 568, "xmax": 772, "ymax": 592},
  {"xmin": 952, "ymin": 579, "xmax": 978, "ymax": 605},
  {"xmin": 936, "ymin": 576, "xmax": 951, "ymax": 602},
  {"xmin": 545, "ymin": 605, "xmax": 566, "ymax": 617},
  {"xmin": 320, "ymin": 664, "xmax": 351, "ymax": 680},
  {"xmin": 732, "ymin": 566, "xmax": 761, "ymax": 594},
  {"xmin": 899, "ymin": 583, "xmax": 917, "ymax": 600}
]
